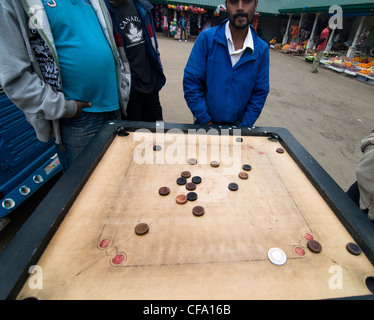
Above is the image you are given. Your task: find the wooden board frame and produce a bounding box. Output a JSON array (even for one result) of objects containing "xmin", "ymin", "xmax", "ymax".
[{"xmin": 1, "ymin": 121, "xmax": 374, "ymax": 300}]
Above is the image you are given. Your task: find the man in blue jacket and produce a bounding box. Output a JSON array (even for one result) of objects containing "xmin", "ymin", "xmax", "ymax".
[
  {"xmin": 105, "ymin": 0, "xmax": 166, "ymax": 122},
  {"xmin": 183, "ymin": 0, "xmax": 269, "ymax": 127}
]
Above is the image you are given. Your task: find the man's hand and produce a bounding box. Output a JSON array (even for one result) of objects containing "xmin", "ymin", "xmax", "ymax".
[{"xmin": 72, "ymin": 101, "xmax": 92, "ymax": 118}]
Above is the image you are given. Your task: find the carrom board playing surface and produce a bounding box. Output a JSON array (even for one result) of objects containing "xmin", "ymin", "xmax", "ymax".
[{"xmin": 1, "ymin": 122, "xmax": 374, "ymax": 300}]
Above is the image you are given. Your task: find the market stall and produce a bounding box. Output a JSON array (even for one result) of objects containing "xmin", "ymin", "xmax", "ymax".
[
  {"xmin": 151, "ymin": 1, "xmax": 226, "ymax": 39},
  {"xmin": 278, "ymin": 1, "xmax": 374, "ymax": 60},
  {"xmin": 321, "ymin": 55, "xmax": 374, "ymax": 84},
  {"xmin": 279, "ymin": 24, "xmax": 307, "ymax": 55},
  {"xmin": 166, "ymin": 4, "xmax": 208, "ymax": 39},
  {"xmin": 151, "ymin": 0, "xmax": 263, "ymax": 40}
]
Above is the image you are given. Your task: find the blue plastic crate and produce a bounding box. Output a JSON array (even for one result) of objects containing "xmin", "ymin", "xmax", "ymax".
[{"xmin": 0, "ymin": 92, "xmax": 62, "ymax": 217}]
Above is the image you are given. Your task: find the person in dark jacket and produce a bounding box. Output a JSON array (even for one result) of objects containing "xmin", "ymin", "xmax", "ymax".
[
  {"xmin": 183, "ymin": 0, "xmax": 269, "ymax": 127},
  {"xmin": 105, "ymin": 0, "xmax": 166, "ymax": 122}
]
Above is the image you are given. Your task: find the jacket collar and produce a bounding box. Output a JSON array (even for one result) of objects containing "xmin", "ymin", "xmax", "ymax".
[
  {"xmin": 214, "ymin": 19, "xmax": 258, "ymax": 67},
  {"xmin": 225, "ymin": 20, "xmax": 254, "ymax": 54},
  {"xmin": 136, "ymin": 0, "xmax": 153, "ymax": 11},
  {"xmin": 215, "ymin": 19, "xmax": 257, "ymax": 48}
]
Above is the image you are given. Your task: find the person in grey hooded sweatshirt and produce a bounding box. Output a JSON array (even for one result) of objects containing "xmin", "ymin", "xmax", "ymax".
[
  {"xmin": 347, "ymin": 127, "xmax": 374, "ymax": 222},
  {"xmin": 0, "ymin": 0, "xmax": 131, "ymax": 171}
]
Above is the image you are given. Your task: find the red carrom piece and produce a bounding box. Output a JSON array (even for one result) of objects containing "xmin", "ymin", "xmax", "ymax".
[
  {"xmin": 98, "ymin": 238, "xmax": 112, "ymax": 249},
  {"xmin": 176, "ymin": 194, "xmax": 188, "ymax": 204},
  {"xmin": 303, "ymin": 232, "xmax": 314, "ymax": 241},
  {"xmin": 111, "ymin": 253, "xmax": 126, "ymax": 266},
  {"xmin": 294, "ymin": 246, "xmax": 306, "ymax": 257}
]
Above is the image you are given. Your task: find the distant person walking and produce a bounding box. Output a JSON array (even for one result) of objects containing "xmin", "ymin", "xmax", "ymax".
[
  {"xmin": 311, "ymin": 24, "xmax": 330, "ymax": 73},
  {"xmin": 178, "ymin": 11, "xmax": 188, "ymax": 42}
]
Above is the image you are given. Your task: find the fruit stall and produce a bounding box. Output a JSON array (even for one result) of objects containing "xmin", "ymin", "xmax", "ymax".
[{"xmin": 320, "ymin": 56, "xmax": 374, "ymax": 84}]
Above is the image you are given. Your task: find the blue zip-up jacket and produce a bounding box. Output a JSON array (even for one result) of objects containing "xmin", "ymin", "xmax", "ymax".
[
  {"xmin": 104, "ymin": 0, "xmax": 166, "ymax": 91},
  {"xmin": 183, "ymin": 19, "xmax": 269, "ymax": 127}
]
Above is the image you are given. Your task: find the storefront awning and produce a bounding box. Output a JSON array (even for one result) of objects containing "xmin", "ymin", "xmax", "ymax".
[
  {"xmin": 257, "ymin": 0, "xmax": 296, "ymax": 15},
  {"xmin": 279, "ymin": 0, "xmax": 374, "ymax": 14},
  {"xmin": 150, "ymin": 0, "xmax": 298, "ymax": 14},
  {"xmin": 152, "ymin": 0, "xmax": 226, "ymax": 10}
]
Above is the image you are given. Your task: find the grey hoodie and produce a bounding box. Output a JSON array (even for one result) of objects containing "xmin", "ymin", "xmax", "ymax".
[
  {"xmin": 0, "ymin": 0, "xmax": 130, "ymax": 144},
  {"xmin": 356, "ymin": 127, "xmax": 374, "ymax": 221}
]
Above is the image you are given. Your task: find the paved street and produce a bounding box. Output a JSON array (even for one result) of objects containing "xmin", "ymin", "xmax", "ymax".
[{"xmin": 157, "ymin": 33, "xmax": 374, "ymax": 191}]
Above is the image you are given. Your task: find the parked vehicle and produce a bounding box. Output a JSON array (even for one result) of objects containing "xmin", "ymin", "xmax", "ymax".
[{"xmin": 0, "ymin": 86, "xmax": 62, "ymax": 218}]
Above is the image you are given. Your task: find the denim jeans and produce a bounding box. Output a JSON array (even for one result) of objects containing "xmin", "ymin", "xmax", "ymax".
[{"xmin": 57, "ymin": 110, "xmax": 121, "ymax": 171}]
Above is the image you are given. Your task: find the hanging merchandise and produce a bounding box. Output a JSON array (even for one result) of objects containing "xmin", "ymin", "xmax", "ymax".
[
  {"xmin": 187, "ymin": 11, "xmax": 191, "ymax": 39},
  {"xmin": 163, "ymin": 15, "xmax": 168, "ymax": 31},
  {"xmin": 167, "ymin": 4, "xmax": 207, "ymax": 15},
  {"xmin": 197, "ymin": 13, "xmax": 201, "ymax": 30},
  {"xmin": 357, "ymin": 28, "xmax": 370, "ymax": 46},
  {"xmin": 291, "ymin": 25, "xmax": 299, "ymax": 42},
  {"xmin": 162, "ymin": 5, "xmax": 168, "ymax": 32},
  {"xmin": 155, "ymin": 4, "xmax": 160, "ymax": 29},
  {"xmin": 170, "ymin": 11, "xmax": 177, "ymax": 36},
  {"xmin": 252, "ymin": 12, "xmax": 260, "ymax": 31}
]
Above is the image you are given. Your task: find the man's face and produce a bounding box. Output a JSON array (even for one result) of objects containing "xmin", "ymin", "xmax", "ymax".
[{"xmin": 226, "ymin": 0, "xmax": 258, "ymax": 30}]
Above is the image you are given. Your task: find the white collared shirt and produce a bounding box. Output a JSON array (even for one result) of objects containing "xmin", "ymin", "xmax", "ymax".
[{"xmin": 225, "ymin": 21, "xmax": 254, "ymax": 67}]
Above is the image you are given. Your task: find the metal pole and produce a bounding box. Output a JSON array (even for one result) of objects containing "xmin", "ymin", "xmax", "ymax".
[
  {"xmin": 347, "ymin": 16, "xmax": 367, "ymax": 59},
  {"xmin": 307, "ymin": 13, "xmax": 321, "ymax": 51},
  {"xmin": 282, "ymin": 14, "xmax": 293, "ymax": 45}
]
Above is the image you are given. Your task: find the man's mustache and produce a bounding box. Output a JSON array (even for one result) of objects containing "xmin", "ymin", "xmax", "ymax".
[{"xmin": 233, "ymin": 12, "xmax": 249, "ymax": 19}]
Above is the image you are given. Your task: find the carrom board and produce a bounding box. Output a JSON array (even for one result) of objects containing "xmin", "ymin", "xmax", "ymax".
[{"xmin": 1, "ymin": 122, "xmax": 374, "ymax": 300}]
